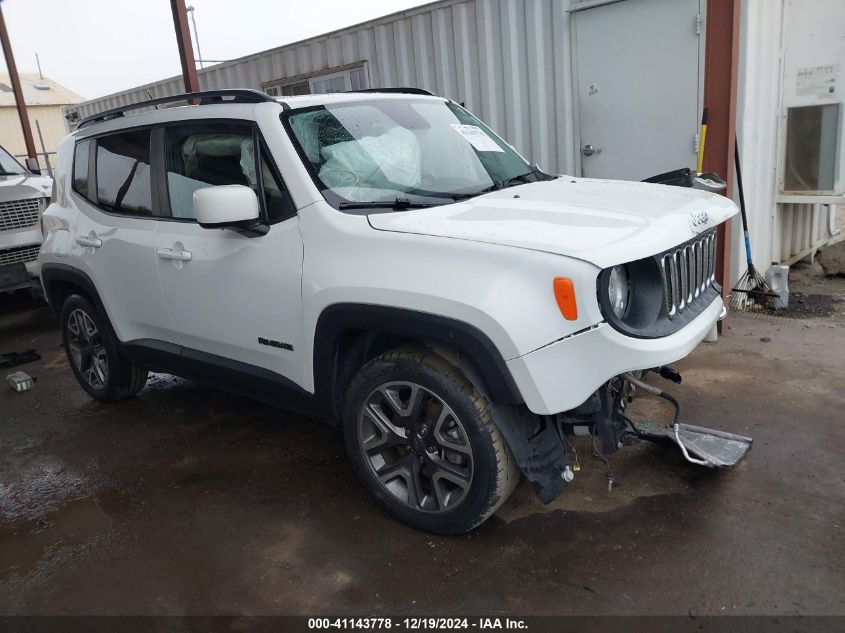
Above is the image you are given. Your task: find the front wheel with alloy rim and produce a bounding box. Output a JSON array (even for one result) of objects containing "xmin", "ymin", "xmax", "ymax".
[
  {"xmin": 343, "ymin": 347, "xmax": 519, "ymax": 534},
  {"xmin": 60, "ymin": 294, "xmax": 148, "ymax": 402}
]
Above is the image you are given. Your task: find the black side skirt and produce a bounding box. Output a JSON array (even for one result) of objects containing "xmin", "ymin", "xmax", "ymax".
[{"xmin": 122, "ymin": 339, "xmax": 320, "ymax": 417}]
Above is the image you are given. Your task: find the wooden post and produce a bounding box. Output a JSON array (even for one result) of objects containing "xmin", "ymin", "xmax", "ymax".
[
  {"xmin": 35, "ymin": 119, "xmax": 52, "ymax": 178},
  {"xmin": 703, "ymin": 0, "xmax": 741, "ymax": 331},
  {"xmin": 170, "ymin": 0, "xmax": 200, "ymax": 94},
  {"xmin": 0, "ymin": 3, "xmax": 37, "ymax": 160}
]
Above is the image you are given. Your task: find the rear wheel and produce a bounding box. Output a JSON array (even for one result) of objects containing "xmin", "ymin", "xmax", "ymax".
[
  {"xmin": 60, "ymin": 294, "xmax": 148, "ymax": 402},
  {"xmin": 343, "ymin": 347, "xmax": 519, "ymax": 534}
]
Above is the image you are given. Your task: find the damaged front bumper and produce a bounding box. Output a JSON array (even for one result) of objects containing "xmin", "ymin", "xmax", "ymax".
[
  {"xmin": 507, "ymin": 295, "xmax": 725, "ymax": 416},
  {"xmin": 496, "ymin": 367, "xmax": 752, "ymax": 504}
]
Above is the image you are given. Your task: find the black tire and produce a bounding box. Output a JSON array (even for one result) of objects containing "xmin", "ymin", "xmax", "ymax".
[
  {"xmin": 343, "ymin": 346, "xmax": 519, "ymax": 534},
  {"xmin": 60, "ymin": 294, "xmax": 148, "ymax": 402}
]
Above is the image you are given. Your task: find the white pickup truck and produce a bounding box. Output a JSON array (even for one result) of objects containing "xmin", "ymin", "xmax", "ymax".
[{"xmin": 0, "ymin": 144, "xmax": 51, "ymax": 297}]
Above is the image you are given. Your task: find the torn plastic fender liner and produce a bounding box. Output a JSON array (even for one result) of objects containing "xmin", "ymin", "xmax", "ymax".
[
  {"xmin": 433, "ymin": 344, "xmax": 572, "ymax": 504},
  {"xmin": 489, "ymin": 402, "xmax": 571, "ymax": 503}
]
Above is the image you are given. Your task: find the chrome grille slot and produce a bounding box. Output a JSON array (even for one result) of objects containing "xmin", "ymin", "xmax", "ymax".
[
  {"xmin": 0, "ymin": 198, "xmax": 41, "ymax": 232},
  {"xmin": 659, "ymin": 231, "xmax": 717, "ymax": 317},
  {"xmin": 709, "ymin": 233, "xmax": 716, "ymax": 282},
  {"xmin": 661, "ymin": 253, "xmax": 676, "ymax": 316},
  {"xmin": 694, "ymin": 240, "xmax": 703, "ymax": 296},
  {"xmin": 685, "ymin": 245, "xmax": 695, "ymax": 303},
  {"xmin": 685, "ymin": 247, "xmax": 691, "ymax": 299}
]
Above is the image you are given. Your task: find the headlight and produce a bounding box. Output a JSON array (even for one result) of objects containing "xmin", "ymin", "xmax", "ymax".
[
  {"xmin": 607, "ymin": 265, "xmax": 629, "ymax": 317},
  {"xmin": 599, "ymin": 253, "xmax": 693, "ymax": 338}
]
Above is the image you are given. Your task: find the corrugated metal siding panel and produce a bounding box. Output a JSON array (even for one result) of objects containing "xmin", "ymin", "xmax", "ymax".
[
  {"xmin": 455, "ymin": 2, "xmax": 482, "ymax": 111},
  {"xmin": 779, "ymin": 203, "xmax": 837, "ymax": 264},
  {"xmin": 68, "ymin": 0, "xmax": 577, "ymax": 175}
]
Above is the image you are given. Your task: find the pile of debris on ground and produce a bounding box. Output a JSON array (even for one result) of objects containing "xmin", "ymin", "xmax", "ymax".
[
  {"xmin": 784, "ymin": 249, "xmax": 845, "ymax": 322},
  {"xmin": 817, "ymin": 239, "xmax": 845, "ymax": 278}
]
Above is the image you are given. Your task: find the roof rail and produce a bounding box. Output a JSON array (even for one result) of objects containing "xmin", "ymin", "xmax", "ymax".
[
  {"xmin": 345, "ymin": 87, "xmax": 435, "ymax": 96},
  {"xmin": 77, "ymin": 89, "xmax": 276, "ymax": 129}
]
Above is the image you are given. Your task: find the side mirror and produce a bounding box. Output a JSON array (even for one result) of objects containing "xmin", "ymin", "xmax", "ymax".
[
  {"xmin": 692, "ymin": 172, "xmax": 727, "ymax": 193},
  {"xmin": 194, "ymin": 185, "xmax": 266, "ymax": 236},
  {"xmin": 25, "ymin": 157, "xmax": 41, "ymax": 175}
]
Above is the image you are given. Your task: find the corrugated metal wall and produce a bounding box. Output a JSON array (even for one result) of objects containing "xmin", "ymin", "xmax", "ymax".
[
  {"xmin": 778, "ymin": 203, "xmax": 840, "ymax": 264},
  {"xmin": 68, "ymin": 0, "xmax": 839, "ymax": 278},
  {"xmin": 69, "ymin": 0, "xmax": 578, "ymax": 176}
]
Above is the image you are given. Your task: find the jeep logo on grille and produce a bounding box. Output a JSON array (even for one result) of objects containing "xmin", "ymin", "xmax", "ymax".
[{"xmin": 689, "ymin": 210, "xmax": 710, "ymax": 232}]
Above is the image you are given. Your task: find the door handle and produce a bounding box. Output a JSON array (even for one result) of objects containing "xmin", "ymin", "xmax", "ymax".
[
  {"xmin": 156, "ymin": 248, "xmax": 192, "ymax": 262},
  {"xmin": 582, "ymin": 144, "xmax": 601, "ymax": 157},
  {"xmin": 76, "ymin": 235, "xmax": 102, "ymax": 248}
]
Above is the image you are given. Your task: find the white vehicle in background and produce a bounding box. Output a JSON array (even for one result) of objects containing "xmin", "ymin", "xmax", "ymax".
[
  {"xmin": 39, "ymin": 89, "xmax": 752, "ymax": 534},
  {"xmin": 0, "ymin": 144, "xmax": 52, "ymax": 297}
]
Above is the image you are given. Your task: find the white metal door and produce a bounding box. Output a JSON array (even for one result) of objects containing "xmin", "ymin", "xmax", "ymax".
[
  {"xmin": 154, "ymin": 219, "xmax": 307, "ymax": 388},
  {"xmin": 573, "ymin": 0, "xmax": 703, "ymax": 180},
  {"xmin": 72, "ymin": 207, "xmax": 173, "ymax": 344}
]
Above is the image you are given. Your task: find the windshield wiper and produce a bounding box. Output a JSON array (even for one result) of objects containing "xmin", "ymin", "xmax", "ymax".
[
  {"xmin": 452, "ymin": 166, "xmax": 553, "ymax": 201},
  {"xmin": 338, "ymin": 198, "xmax": 439, "ymax": 211},
  {"xmin": 500, "ymin": 165, "xmax": 550, "ymax": 188}
]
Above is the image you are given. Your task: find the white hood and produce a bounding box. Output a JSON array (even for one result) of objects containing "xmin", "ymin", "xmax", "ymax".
[
  {"xmin": 367, "ymin": 177, "xmax": 738, "ymax": 268},
  {"xmin": 0, "ymin": 173, "xmax": 52, "ymax": 201}
]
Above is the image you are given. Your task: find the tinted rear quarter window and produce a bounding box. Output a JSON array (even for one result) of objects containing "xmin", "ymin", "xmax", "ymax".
[
  {"xmin": 96, "ymin": 130, "xmax": 153, "ymax": 215},
  {"xmin": 72, "ymin": 140, "xmax": 90, "ymax": 198}
]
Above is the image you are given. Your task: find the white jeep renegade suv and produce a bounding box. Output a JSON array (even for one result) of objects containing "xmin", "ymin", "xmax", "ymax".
[{"xmin": 40, "ymin": 89, "xmax": 741, "ymax": 533}]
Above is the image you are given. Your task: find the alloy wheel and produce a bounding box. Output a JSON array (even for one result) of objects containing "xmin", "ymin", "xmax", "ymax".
[
  {"xmin": 358, "ymin": 381, "xmax": 474, "ymax": 513},
  {"xmin": 66, "ymin": 308, "xmax": 108, "ymax": 389}
]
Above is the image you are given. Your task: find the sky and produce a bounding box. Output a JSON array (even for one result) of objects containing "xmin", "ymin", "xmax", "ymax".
[{"xmin": 0, "ymin": 0, "xmax": 431, "ymax": 100}]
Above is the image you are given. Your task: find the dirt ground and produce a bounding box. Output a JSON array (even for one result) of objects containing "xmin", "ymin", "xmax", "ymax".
[{"xmin": 1, "ymin": 278, "xmax": 844, "ymax": 616}]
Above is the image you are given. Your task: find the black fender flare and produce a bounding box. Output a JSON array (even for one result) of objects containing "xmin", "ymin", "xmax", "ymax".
[
  {"xmin": 312, "ymin": 303, "xmax": 524, "ymax": 412},
  {"xmin": 40, "ymin": 263, "xmax": 108, "ymax": 323},
  {"xmin": 314, "ymin": 303, "xmax": 571, "ymax": 502}
]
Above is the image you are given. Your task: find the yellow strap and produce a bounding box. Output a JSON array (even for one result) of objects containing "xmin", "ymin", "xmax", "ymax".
[{"xmin": 696, "ymin": 123, "xmax": 708, "ymax": 173}]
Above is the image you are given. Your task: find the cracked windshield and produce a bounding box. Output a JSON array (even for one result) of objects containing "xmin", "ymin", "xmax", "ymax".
[{"xmin": 287, "ymin": 99, "xmax": 542, "ymax": 208}]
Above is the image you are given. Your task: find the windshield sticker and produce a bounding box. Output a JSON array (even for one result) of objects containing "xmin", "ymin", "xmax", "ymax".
[{"xmin": 450, "ymin": 124, "xmax": 504, "ymax": 152}]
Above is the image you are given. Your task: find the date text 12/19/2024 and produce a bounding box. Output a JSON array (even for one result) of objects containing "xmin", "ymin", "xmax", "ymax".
[{"xmin": 308, "ymin": 618, "xmax": 528, "ymax": 630}]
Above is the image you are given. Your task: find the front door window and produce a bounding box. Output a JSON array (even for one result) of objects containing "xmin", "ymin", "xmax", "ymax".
[{"xmin": 163, "ymin": 123, "xmax": 293, "ymax": 223}]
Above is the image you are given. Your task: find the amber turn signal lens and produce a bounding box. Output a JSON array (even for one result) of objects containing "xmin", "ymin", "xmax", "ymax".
[{"xmin": 553, "ymin": 277, "xmax": 578, "ymax": 321}]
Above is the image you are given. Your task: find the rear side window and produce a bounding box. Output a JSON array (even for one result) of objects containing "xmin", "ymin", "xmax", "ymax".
[
  {"xmin": 95, "ymin": 130, "xmax": 153, "ymax": 215},
  {"xmin": 72, "ymin": 140, "xmax": 90, "ymax": 198}
]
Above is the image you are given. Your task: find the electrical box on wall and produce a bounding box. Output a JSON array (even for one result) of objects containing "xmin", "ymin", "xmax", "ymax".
[{"xmin": 777, "ymin": 0, "xmax": 845, "ymax": 202}]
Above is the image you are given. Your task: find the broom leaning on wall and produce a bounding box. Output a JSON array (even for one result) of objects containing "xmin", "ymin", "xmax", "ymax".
[{"xmin": 729, "ymin": 140, "xmax": 785, "ymax": 312}]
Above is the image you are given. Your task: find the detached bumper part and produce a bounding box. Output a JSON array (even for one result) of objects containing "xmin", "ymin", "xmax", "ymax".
[
  {"xmin": 494, "ymin": 362, "xmax": 751, "ymax": 506},
  {"xmin": 634, "ymin": 421, "xmax": 753, "ymax": 468},
  {"xmin": 623, "ymin": 372, "xmax": 752, "ymax": 468}
]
